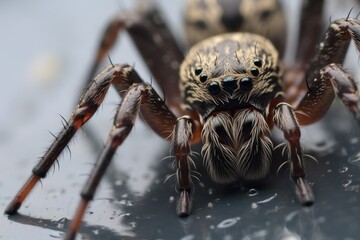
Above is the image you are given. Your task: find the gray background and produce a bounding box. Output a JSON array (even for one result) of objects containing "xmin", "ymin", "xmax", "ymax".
[{"xmin": 0, "ymin": 0, "xmax": 359, "ymax": 239}]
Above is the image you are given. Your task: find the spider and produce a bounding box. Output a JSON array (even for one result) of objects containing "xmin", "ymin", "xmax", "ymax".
[{"xmin": 5, "ymin": 0, "xmax": 360, "ymax": 239}]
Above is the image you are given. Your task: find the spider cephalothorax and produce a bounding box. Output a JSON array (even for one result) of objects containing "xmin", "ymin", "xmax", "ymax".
[{"xmin": 180, "ymin": 33, "xmax": 282, "ymax": 182}]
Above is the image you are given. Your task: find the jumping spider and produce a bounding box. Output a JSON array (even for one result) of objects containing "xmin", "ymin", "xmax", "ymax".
[{"xmin": 5, "ymin": 0, "xmax": 360, "ymax": 239}]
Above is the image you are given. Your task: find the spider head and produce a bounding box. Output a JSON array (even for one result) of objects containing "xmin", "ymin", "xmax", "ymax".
[{"xmin": 180, "ymin": 32, "xmax": 282, "ymax": 119}]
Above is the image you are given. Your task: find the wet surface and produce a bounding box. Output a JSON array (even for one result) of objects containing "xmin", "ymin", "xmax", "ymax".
[{"xmin": 1, "ymin": 1, "xmax": 360, "ymax": 240}]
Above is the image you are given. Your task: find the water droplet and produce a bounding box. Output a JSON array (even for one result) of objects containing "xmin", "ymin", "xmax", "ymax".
[
  {"xmin": 257, "ymin": 193, "xmax": 277, "ymax": 204},
  {"xmin": 348, "ymin": 152, "xmax": 360, "ymax": 167},
  {"xmin": 350, "ymin": 137, "xmax": 359, "ymax": 144},
  {"xmin": 169, "ymin": 196, "xmax": 175, "ymax": 203},
  {"xmin": 285, "ymin": 210, "xmax": 299, "ymax": 222},
  {"xmin": 208, "ymin": 188, "xmax": 213, "ymax": 195},
  {"xmin": 317, "ymin": 216, "xmax": 326, "ymax": 223},
  {"xmin": 55, "ymin": 217, "xmax": 69, "ymax": 228},
  {"xmin": 207, "ymin": 202, "xmax": 213, "ymax": 208},
  {"xmin": 115, "ymin": 180, "xmax": 123, "ymax": 186},
  {"xmin": 56, "ymin": 223, "xmax": 64, "ymax": 229},
  {"xmin": 339, "ymin": 147, "xmax": 348, "ymax": 157},
  {"xmin": 49, "ymin": 231, "xmax": 63, "ymax": 238},
  {"xmin": 223, "ymin": 234, "xmax": 233, "ymax": 240},
  {"xmin": 339, "ymin": 165, "xmax": 348, "ymax": 173},
  {"xmin": 206, "ymin": 215, "xmax": 212, "ymax": 219},
  {"xmin": 180, "ymin": 234, "xmax": 195, "ymax": 240},
  {"xmin": 253, "ymin": 230, "xmax": 268, "ymax": 238},
  {"xmin": 342, "ymin": 179, "xmax": 352, "ymax": 188},
  {"xmin": 251, "ymin": 202, "xmax": 258, "ymax": 209},
  {"xmin": 93, "ymin": 229, "xmax": 100, "ymax": 235},
  {"xmin": 217, "ymin": 217, "xmax": 241, "ymax": 229},
  {"xmin": 248, "ymin": 188, "xmax": 259, "ymax": 197},
  {"xmin": 119, "ymin": 213, "xmax": 130, "ymax": 217}
]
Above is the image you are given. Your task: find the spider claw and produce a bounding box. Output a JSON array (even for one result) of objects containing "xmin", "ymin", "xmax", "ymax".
[
  {"xmin": 294, "ymin": 177, "xmax": 314, "ymax": 206},
  {"xmin": 176, "ymin": 190, "xmax": 192, "ymax": 217},
  {"xmin": 4, "ymin": 199, "xmax": 21, "ymax": 215}
]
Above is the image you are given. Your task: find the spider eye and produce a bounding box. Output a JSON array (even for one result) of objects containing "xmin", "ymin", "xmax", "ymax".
[
  {"xmin": 250, "ymin": 67, "xmax": 259, "ymax": 77},
  {"xmin": 208, "ymin": 82, "xmax": 221, "ymax": 94},
  {"xmin": 200, "ymin": 74, "xmax": 208, "ymax": 82},
  {"xmin": 240, "ymin": 77, "xmax": 253, "ymax": 91},
  {"xmin": 222, "ymin": 76, "xmax": 237, "ymax": 94},
  {"xmin": 253, "ymin": 58, "xmax": 262, "ymax": 67},
  {"xmin": 195, "ymin": 67, "xmax": 203, "ymax": 75}
]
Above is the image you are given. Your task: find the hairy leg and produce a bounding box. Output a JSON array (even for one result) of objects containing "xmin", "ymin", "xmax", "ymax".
[
  {"xmin": 5, "ymin": 64, "xmax": 177, "ymax": 215},
  {"xmin": 82, "ymin": 1, "xmax": 185, "ymax": 116},
  {"xmin": 294, "ymin": 18, "xmax": 360, "ymax": 125},
  {"xmin": 274, "ymin": 103, "xmax": 314, "ymax": 205}
]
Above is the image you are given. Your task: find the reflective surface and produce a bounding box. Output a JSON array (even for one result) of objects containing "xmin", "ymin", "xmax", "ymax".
[{"xmin": 0, "ymin": 1, "xmax": 359, "ymax": 240}]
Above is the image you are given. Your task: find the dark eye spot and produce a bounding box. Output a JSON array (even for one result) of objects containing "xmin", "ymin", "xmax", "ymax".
[
  {"xmin": 200, "ymin": 74, "xmax": 208, "ymax": 82},
  {"xmin": 253, "ymin": 58, "xmax": 262, "ymax": 67},
  {"xmin": 240, "ymin": 77, "xmax": 253, "ymax": 91},
  {"xmin": 222, "ymin": 76, "xmax": 237, "ymax": 94},
  {"xmin": 195, "ymin": 67, "xmax": 203, "ymax": 75},
  {"xmin": 250, "ymin": 68, "xmax": 259, "ymax": 77},
  {"xmin": 208, "ymin": 82, "xmax": 221, "ymax": 94}
]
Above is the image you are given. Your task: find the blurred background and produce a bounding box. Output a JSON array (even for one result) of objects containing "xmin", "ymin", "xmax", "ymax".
[{"xmin": 0, "ymin": 0, "xmax": 359, "ymax": 239}]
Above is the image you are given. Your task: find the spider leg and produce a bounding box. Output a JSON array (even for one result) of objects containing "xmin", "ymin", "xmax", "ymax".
[
  {"xmin": 274, "ymin": 103, "xmax": 314, "ymax": 205},
  {"xmin": 5, "ymin": 66, "xmax": 116, "ymax": 215},
  {"xmin": 295, "ymin": 0, "xmax": 325, "ymax": 67},
  {"xmin": 321, "ymin": 64, "xmax": 360, "ymax": 123},
  {"xmin": 172, "ymin": 116, "xmax": 201, "ymax": 217},
  {"xmin": 83, "ymin": 1, "xmax": 185, "ymax": 116},
  {"xmin": 282, "ymin": 0, "xmax": 325, "ymax": 103},
  {"xmin": 5, "ymin": 64, "xmax": 178, "ymax": 215},
  {"xmin": 294, "ymin": 18, "xmax": 360, "ymax": 125},
  {"xmin": 65, "ymin": 83, "xmax": 157, "ymax": 240}
]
